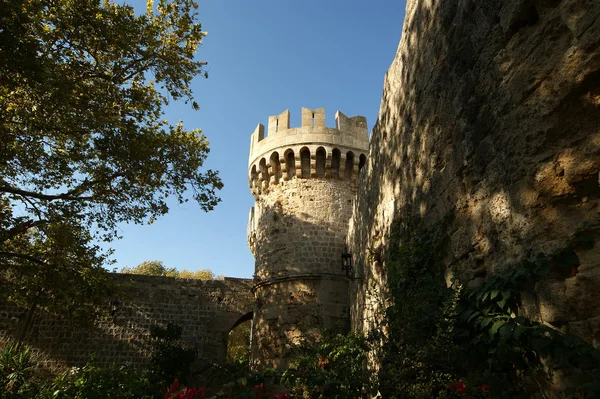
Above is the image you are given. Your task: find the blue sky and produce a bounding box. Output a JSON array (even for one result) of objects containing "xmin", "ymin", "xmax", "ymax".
[{"xmin": 110, "ymin": 0, "xmax": 407, "ymax": 278}]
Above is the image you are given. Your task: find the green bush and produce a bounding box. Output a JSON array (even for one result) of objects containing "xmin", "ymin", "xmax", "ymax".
[
  {"xmin": 41, "ymin": 362, "xmax": 155, "ymax": 399},
  {"xmin": 282, "ymin": 332, "xmax": 372, "ymax": 399},
  {"xmin": 0, "ymin": 343, "xmax": 36, "ymax": 398},
  {"xmin": 147, "ymin": 323, "xmax": 198, "ymax": 389}
]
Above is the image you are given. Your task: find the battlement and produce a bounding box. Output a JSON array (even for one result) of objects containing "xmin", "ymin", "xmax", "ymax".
[
  {"xmin": 249, "ymin": 108, "xmax": 369, "ymax": 166},
  {"xmin": 247, "ymin": 108, "xmax": 369, "ymax": 200}
]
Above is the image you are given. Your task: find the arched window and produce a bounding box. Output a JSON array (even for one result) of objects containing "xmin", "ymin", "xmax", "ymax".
[
  {"xmin": 250, "ymin": 165, "xmax": 258, "ymax": 187},
  {"xmin": 270, "ymin": 152, "xmax": 281, "ymax": 184},
  {"xmin": 345, "ymin": 151, "xmax": 355, "ymax": 180},
  {"xmin": 259, "ymin": 158, "xmax": 268, "ymax": 187},
  {"xmin": 300, "ymin": 147, "xmax": 310, "ymax": 179},
  {"xmin": 331, "ymin": 148, "xmax": 341, "ymax": 179},
  {"xmin": 285, "ymin": 150, "xmax": 296, "ymax": 180},
  {"xmin": 316, "ymin": 147, "xmax": 326, "ymax": 178},
  {"xmin": 359, "ymin": 154, "xmax": 367, "ymax": 172}
]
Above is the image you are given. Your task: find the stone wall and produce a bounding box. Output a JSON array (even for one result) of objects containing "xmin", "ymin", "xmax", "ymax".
[
  {"xmin": 0, "ymin": 274, "xmax": 254, "ymax": 373},
  {"xmin": 249, "ymin": 179, "xmax": 357, "ymax": 278},
  {"xmin": 349, "ymin": 0, "xmax": 600, "ymax": 347},
  {"xmin": 249, "ymin": 177, "xmax": 356, "ymax": 368}
]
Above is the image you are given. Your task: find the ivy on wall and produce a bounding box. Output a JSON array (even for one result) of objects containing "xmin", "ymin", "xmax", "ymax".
[{"xmin": 375, "ymin": 213, "xmax": 600, "ymax": 398}]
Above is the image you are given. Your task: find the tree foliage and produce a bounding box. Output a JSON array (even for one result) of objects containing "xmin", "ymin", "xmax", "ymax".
[
  {"xmin": 121, "ymin": 260, "xmax": 224, "ymax": 280},
  {"xmin": 121, "ymin": 260, "xmax": 179, "ymax": 277},
  {"xmin": 0, "ymin": 0, "xmax": 222, "ymax": 323}
]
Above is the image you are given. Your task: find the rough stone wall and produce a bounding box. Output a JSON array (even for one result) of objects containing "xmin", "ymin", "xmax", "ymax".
[
  {"xmin": 0, "ymin": 274, "xmax": 254, "ymax": 373},
  {"xmin": 248, "ymin": 108, "xmax": 369, "ymax": 368},
  {"xmin": 349, "ymin": 0, "xmax": 600, "ymax": 347},
  {"xmin": 252, "ymin": 277, "xmax": 349, "ymax": 369},
  {"xmin": 249, "ymin": 178, "xmax": 356, "ymax": 368},
  {"xmin": 250, "ymin": 179, "xmax": 356, "ymax": 278}
]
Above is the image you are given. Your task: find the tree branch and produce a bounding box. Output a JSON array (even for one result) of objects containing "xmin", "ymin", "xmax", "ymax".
[
  {"xmin": 1, "ymin": 219, "xmax": 48, "ymax": 243},
  {"xmin": 0, "ymin": 183, "xmax": 94, "ymax": 201},
  {"xmin": 0, "ymin": 171, "xmax": 127, "ymax": 202},
  {"xmin": 0, "ymin": 251, "xmax": 47, "ymax": 265}
]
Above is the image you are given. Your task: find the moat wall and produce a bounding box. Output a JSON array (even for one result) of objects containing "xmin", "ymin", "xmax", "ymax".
[
  {"xmin": 0, "ymin": 274, "xmax": 254, "ymax": 373},
  {"xmin": 349, "ymin": 0, "xmax": 600, "ymax": 349}
]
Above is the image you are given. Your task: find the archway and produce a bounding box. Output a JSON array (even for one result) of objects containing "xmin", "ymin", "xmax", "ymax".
[{"xmin": 227, "ymin": 312, "xmax": 253, "ymax": 362}]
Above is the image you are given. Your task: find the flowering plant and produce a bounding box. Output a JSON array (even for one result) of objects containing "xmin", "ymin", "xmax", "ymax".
[{"xmin": 165, "ymin": 378, "xmax": 205, "ymax": 399}]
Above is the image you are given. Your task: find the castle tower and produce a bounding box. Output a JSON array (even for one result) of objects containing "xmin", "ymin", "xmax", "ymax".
[{"xmin": 247, "ymin": 107, "xmax": 369, "ymax": 368}]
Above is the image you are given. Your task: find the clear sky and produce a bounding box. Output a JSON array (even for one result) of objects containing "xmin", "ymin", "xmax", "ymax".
[{"xmin": 109, "ymin": 0, "xmax": 407, "ymax": 278}]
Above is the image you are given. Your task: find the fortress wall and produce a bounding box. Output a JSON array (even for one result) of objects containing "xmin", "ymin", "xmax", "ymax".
[
  {"xmin": 0, "ymin": 274, "xmax": 254, "ymax": 373},
  {"xmin": 349, "ymin": 0, "xmax": 600, "ymax": 345},
  {"xmin": 252, "ymin": 276, "xmax": 350, "ymax": 369}
]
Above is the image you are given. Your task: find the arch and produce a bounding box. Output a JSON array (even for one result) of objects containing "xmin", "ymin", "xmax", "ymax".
[
  {"xmin": 316, "ymin": 147, "xmax": 326, "ymax": 178},
  {"xmin": 230, "ymin": 311, "xmax": 253, "ymax": 330},
  {"xmin": 227, "ymin": 312, "xmax": 253, "ymax": 362},
  {"xmin": 300, "ymin": 147, "xmax": 310, "ymax": 179},
  {"xmin": 285, "ymin": 149, "xmax": 296, "ymax": 180},
  {"xmin": 250, "ymin": 165, "xmax": 258, "ymax": 187},
  {"xmin": 259, "ymin": 158, "xmax": 268, "ymax": 187},
  {"xmin": 345, "ymin": 151, "xmax": 355, "ymax": 180},
  {"xmin": 270, "ymin": 152, "xmax": 281, "ymax": 184},
  {"xmin": 359, "ymin": 154, "xmax": 367, "ymax": 172},
  {"xmin": 331, "ymin": 148, "xmax": 341, "ymax": 179}
]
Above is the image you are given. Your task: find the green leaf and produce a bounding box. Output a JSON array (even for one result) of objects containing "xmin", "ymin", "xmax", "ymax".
[
  {"xmin": 499, "ymin": 323, "xmax": 514, "ymax": 339},
  {"xmin": 459, "ymin": 310, "xmax": 475, "ymax": 322},
  {"xmin": 489, "ymin": 320, "xmax": 505, "ymax": 338},
  {"xmin": 467, "ymin": 311, "xmax": 480, "ymax": 323},
  {"xmin": 480, "ymin": 317, "xmax": 493, "ymax": 328},
  {"xmin": 513, "ymin": 325, "xmax": 529, "ymax": 340}
]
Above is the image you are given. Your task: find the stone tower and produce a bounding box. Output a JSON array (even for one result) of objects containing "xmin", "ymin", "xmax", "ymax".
[{"xmin": 247, "ymin": 107, "xmax": 369, "ymax": 368}]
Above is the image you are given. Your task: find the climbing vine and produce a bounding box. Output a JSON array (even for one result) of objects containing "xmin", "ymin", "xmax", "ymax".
[{"xmin": 377, "ymin": 213, "xmax": 600, "ymax": 398}]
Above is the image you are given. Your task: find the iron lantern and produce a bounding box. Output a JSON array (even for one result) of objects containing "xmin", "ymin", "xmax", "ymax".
[{"xmin": 341, "ymin": 246, "xmax": 353, "ymax": 277}]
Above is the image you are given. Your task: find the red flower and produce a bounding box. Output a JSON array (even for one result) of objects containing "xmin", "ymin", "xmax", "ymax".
[
  {"xmin": 272, "ymin": 393, "xmax": 290, "ymax": 399},
  {"xmin": 449, "ymin": 380, "xmax": 466, "ymax": 393},
  {"xmin": 164, "ymin": 379, "xmax": 205, "ymax": 399},
  {"xmin": 481, "ymin": 384, "xmax": 490, "ymax": 393},
  {"xmin": 318, "ymin": 358, "xmax": 329, "ymax": 368}
]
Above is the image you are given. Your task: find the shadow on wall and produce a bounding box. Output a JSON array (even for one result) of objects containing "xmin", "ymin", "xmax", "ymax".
[
  {"xmin": 0, "ymin": 274, "xmax": 254, "ymax": 374},
  {"xmin": 250, "ymin": 203, "xmax": 352, "ymax": 369},
  {"xmin": 349, "ymin": 0, "xmax": 600, "ymax": 391}
]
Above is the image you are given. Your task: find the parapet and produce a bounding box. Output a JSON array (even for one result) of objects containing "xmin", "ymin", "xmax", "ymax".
[
  {"xmin": 247, "ymin": 108, "xmax": 370, "ymax": 199},
  {"xmin": 249, "ymin": 108, "xmax": 369, "ymax": 167}
]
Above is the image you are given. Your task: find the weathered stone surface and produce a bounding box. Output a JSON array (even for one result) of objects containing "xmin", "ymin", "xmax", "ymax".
[
  {"xmin": 348, "ymin": 0, "xmax": 600, "ymax": 352},
  {"xmin": 0, "ymin": 274, "xmax": 254, "ymax": 373},
  {"xmin": 247, "ymin": 108, "xmax": 368, "ymax": 368}
]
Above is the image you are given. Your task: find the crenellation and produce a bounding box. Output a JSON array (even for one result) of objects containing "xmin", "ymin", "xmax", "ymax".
[
  {"xmin": 247, "ymin": 108, "xmax": 369, "ymax": 201},
  {"xmin": 301, "ymin": 107, "xmax": 325, "ymax": 127},
  {"xmin": 267, "ymin": 110, "xmax": 290, "ymax": 136},
  {"xmin": 249, "ymin": 108, "xmax": 368, "ymax": 168}
]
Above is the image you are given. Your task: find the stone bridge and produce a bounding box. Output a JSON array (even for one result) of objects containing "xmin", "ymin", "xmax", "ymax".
[{"xmin": 0, "ymin": 274, "xmax": 254, "ymax": 373}]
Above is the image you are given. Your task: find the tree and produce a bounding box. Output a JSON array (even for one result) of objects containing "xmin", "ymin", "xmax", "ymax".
[
  {"xmin": 120, "ymin": 260, "xmax": 178, "ymax": 277},
  {"xmin": 0, "ymin": 0, "xmax": 223, "ymax": 334},
  {"xmin": 120, "ymin": 260, "xmax": 224, "ymax": 280}
]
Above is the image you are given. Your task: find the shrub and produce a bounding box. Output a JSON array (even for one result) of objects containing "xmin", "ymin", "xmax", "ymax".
[
  {"xmin": 0, "ymin": 343, "xmax": 36, "ymax": 398},
  {"xmin": 282, "ymin": 332, "xmax": 372, "ymax": 399},
  {"xmin": 148, "ymin": 323, "xmax": 198, "ymax": 389},
  {"xmin": 39, "ymin": 362, "xmax": 155, "ymax": 399}
]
